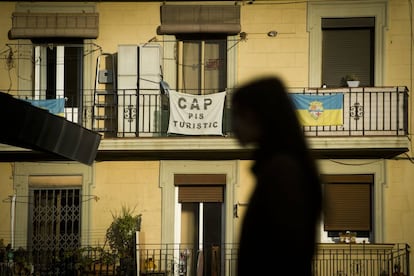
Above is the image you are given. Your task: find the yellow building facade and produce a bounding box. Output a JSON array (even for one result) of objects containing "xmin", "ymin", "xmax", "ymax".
[{"xmin": 0, "ymin": 0, "xmax": 413, "ymax": 275}]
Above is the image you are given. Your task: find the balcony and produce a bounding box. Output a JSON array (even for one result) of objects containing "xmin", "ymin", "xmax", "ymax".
[
  {"xmin": 138, "ymin": 243, "xmax": 411, "ymax": 276},
  {"xmin": 0, "ymin": 242, "xmax": 409, "ymax": 275},
  {"xmin": 0, "ymin": 86, "xmax": 409, "ymax": 162}
]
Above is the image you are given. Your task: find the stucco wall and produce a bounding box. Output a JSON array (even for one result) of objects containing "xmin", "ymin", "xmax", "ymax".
[
  {"xmin": 0, "ymin": 163, "xmax": 13, "ymax": 246},
  {"xmin": 387, "ymin": 0, "xmax": 413, "ymax": 89},
  {"xmin": 92, "ymin": 161, "xmax": 161, "ymax": 245},
  {"xmin": 0, "ymin": 0, "xmax": 413, "ymax": 273},
  {"xmin": 385, "ymin": 159, "xmax": 414, "ymax": 275},
  {"xmin": 234, "ymin": 160, "xmax": 255, "ymax": 242},
  {"xmin": 0, "ymin": 2, "xmax": 16, "ymax": 91},
  {"xmin": 385, "ymin": 160, "xmax": 414, "ymax": 244},
  {"xmin": 238, "ymin": 2, "xmax": 309, "ymax": 87},
  {"xmin": 385, "ymin": 1, "xmax": 414, "ymax": 270},
  {"xmin": 96, "ymin": 2, "xmax": 160, "ymax": 53}
]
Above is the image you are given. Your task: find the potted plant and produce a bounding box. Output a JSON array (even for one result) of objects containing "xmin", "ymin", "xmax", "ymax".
[
  {"xmin": 69, "ymin": 246, "xmax": 116, "ymax": 274},
  {"xmin": 0, "ymin": 239, "xmax": 6, "ymax": 262},
  {"xmin": 341, "ymin": 74, "xmax": 360, "ymax": 87},
  {"xmin": 11, "ymin": 247, "xmax": 33, "ymax": 275},
  {"xmin": 105, "ymin": 205, "xmax": 142, "ymax": 274}
]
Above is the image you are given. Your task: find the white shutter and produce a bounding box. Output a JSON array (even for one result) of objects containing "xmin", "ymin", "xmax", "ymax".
[
  {"xmin": 117, "ymin": 44, "xmax": 162, "ymax": 137},
  {"xmin": 138, "ymin": 44, "xmax": 162, "ymax": 136},
  {"xmin": 117, "ymin": 45, "xmax": 138, "ymax": 137}
]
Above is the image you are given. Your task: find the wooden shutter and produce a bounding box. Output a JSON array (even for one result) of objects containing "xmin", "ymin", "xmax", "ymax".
[{"xmin": 322, "ymin": 174, "xmax": 373, "ymax": 232}]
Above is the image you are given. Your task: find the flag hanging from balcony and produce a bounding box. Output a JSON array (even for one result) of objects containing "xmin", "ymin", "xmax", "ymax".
[
  {"xmin": 168, "ymin": 90, "xmax": 226, "ymax": 135},
  {"xmin": 26, "ymin": 98, "xmax": 65, "ymax": 116},
  {"xmin": 290, "ymin": 93, "xmax": 344, "ymax": 126}
]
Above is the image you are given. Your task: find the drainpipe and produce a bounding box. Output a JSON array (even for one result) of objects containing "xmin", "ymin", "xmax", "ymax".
[{"xmin": 10, "ymin": 194, "xmax": 16, "ymax": 249}]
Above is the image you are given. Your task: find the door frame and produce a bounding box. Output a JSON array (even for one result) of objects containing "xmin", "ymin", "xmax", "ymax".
[{"xmin": 160, "ymin": 160, "xmax": 237, "ymax": 246}]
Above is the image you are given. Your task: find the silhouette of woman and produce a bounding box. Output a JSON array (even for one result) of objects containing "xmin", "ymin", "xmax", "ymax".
[{"xmin": 231, "ymin": 76, "xmax": 322, "ymax": 275}]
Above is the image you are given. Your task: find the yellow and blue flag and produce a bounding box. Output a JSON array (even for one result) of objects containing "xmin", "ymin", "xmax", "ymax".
[
  {"xmin": 26, "ymin": 98, "xmax": 65, "ymax": 116},
  {"xmin": 290, "ymin": 94, "xmax": 343, "ymax": 126}
]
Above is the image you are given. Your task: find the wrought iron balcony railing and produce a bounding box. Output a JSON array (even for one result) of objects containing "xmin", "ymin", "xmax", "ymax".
[
  {"xmin": 8, "ymin": 86, "xmax": 409, "ymax": 139},
  {"xmin": 136, "ymin": 242, "xmax": 410, "ymax": 276},
  {"xmin": 0, "ymin": 243, "xmax": 409, "ymax": 276}
]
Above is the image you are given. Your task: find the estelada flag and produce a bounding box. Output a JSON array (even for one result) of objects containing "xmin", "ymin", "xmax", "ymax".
[{"xmin": 290, "ymin": 94, "xmax": 343, "ymax": 126}]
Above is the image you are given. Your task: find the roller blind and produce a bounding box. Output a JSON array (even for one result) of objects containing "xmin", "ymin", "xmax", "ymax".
[
  {"xmin": 157, "ymin": 5, "xmax": 241, "ymax": 35},
  {"xmin": 174, "ymin": 174, "xmax": 226, "ymax": 185},
  {"xmin": 321, "ymin": 17, "xmax": 374, "ymax": 87},
  {"xmin": 9, "ymin": 12, "xmax": 99, "ymax": 39},
  {"xmin": 29, "ymin": 175, "xmax": 82, "ymax": 187},
  {"xmin": 322, "ymin": 174, "xmax": 373, "ymax": 232},
  {"xmin": 175, "ymin": 174, "xmax": 226, "ymax": 203},
  {"xmin": 178, "ymin": 185, "xmax": 224, "ymax": 203}
]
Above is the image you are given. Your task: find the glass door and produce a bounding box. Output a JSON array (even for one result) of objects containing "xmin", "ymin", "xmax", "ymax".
[{"xmin": 180, "ymin": 202, "xmax": 223, "ymax": 276}]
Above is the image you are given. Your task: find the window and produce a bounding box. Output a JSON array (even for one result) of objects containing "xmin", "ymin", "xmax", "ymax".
[
  {"xmin": 12, "ymin": 3, "xmax": 97, "ymax": 123},
  {"xmin": 175, "ymin": 173, "xmax": 226, "ymax": 202},
  {"xmin": 322, "ymin": 17, "xmax": 375, "ymax": 87},
  {"xmin": 27, "ymin": 175, "xmax": 82, "ymax": 267},
  {"xmin": 174, "ymin": 173, "xmax": 225, "ymax": 276},
  {"xmin": 177, "ymin": 35, "xmax": 227, "ymax": 95},
  {"xmin": 307, "ymin": 1, "xmax": 387, "ymax": 87},
  {"xmin": 159, "ymin": 160, "xmax": 237, "ymax": 263},
  {"xmin": 29, "ymin": 187, "xmax": 81, "ymax": 267},
  {"xmin": 158, "ymin": 5, "xmax": 239, "ymax": 131},
  {"xmin": 34, "ymin": 39, "xmax": 84, "ymax": 122},
  {"xmin": 322, "ymin": 174, "xmax": 373, "ymax": 240},
  {"xmin": 28, "ymin": 187, "xmax": 81, "ymax": 253},
  {"xmin": 13, "ymin": 163, "xmax": 93, "ymax": 251}
]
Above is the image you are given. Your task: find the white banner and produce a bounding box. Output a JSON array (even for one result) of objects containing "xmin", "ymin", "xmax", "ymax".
[{"xmin": 168, "ymin": 90, "xmax": 226, "ymax": 135}]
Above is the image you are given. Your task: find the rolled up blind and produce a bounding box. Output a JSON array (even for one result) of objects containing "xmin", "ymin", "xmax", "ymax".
[
  {"xmin": 9, "ymin": 12, "xmax": 99, "ymax": 39},
  {"xmin": 157, "ymin": 5, "xmax": 241, "ymax": 35}
]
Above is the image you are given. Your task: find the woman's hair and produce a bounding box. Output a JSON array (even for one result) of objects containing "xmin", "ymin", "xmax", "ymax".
[{"xmin": 231, "ymin": 76, "xmax": 307, "ymax": 151}]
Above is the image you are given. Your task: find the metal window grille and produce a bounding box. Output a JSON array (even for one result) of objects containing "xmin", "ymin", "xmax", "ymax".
[{"xmin": 29, "ymin": 188, "xmax": 81, "ymax": 253}]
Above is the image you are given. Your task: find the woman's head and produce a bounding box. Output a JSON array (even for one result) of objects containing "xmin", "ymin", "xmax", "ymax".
[{"xmin": 231, "ymin": 76, "xmax": 304, "ymax": 149}]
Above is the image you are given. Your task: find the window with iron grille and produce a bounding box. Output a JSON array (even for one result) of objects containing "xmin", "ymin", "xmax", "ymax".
[{"xmin": 28, "ymin": 187, "xmax": 81, "ymax": 254}]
